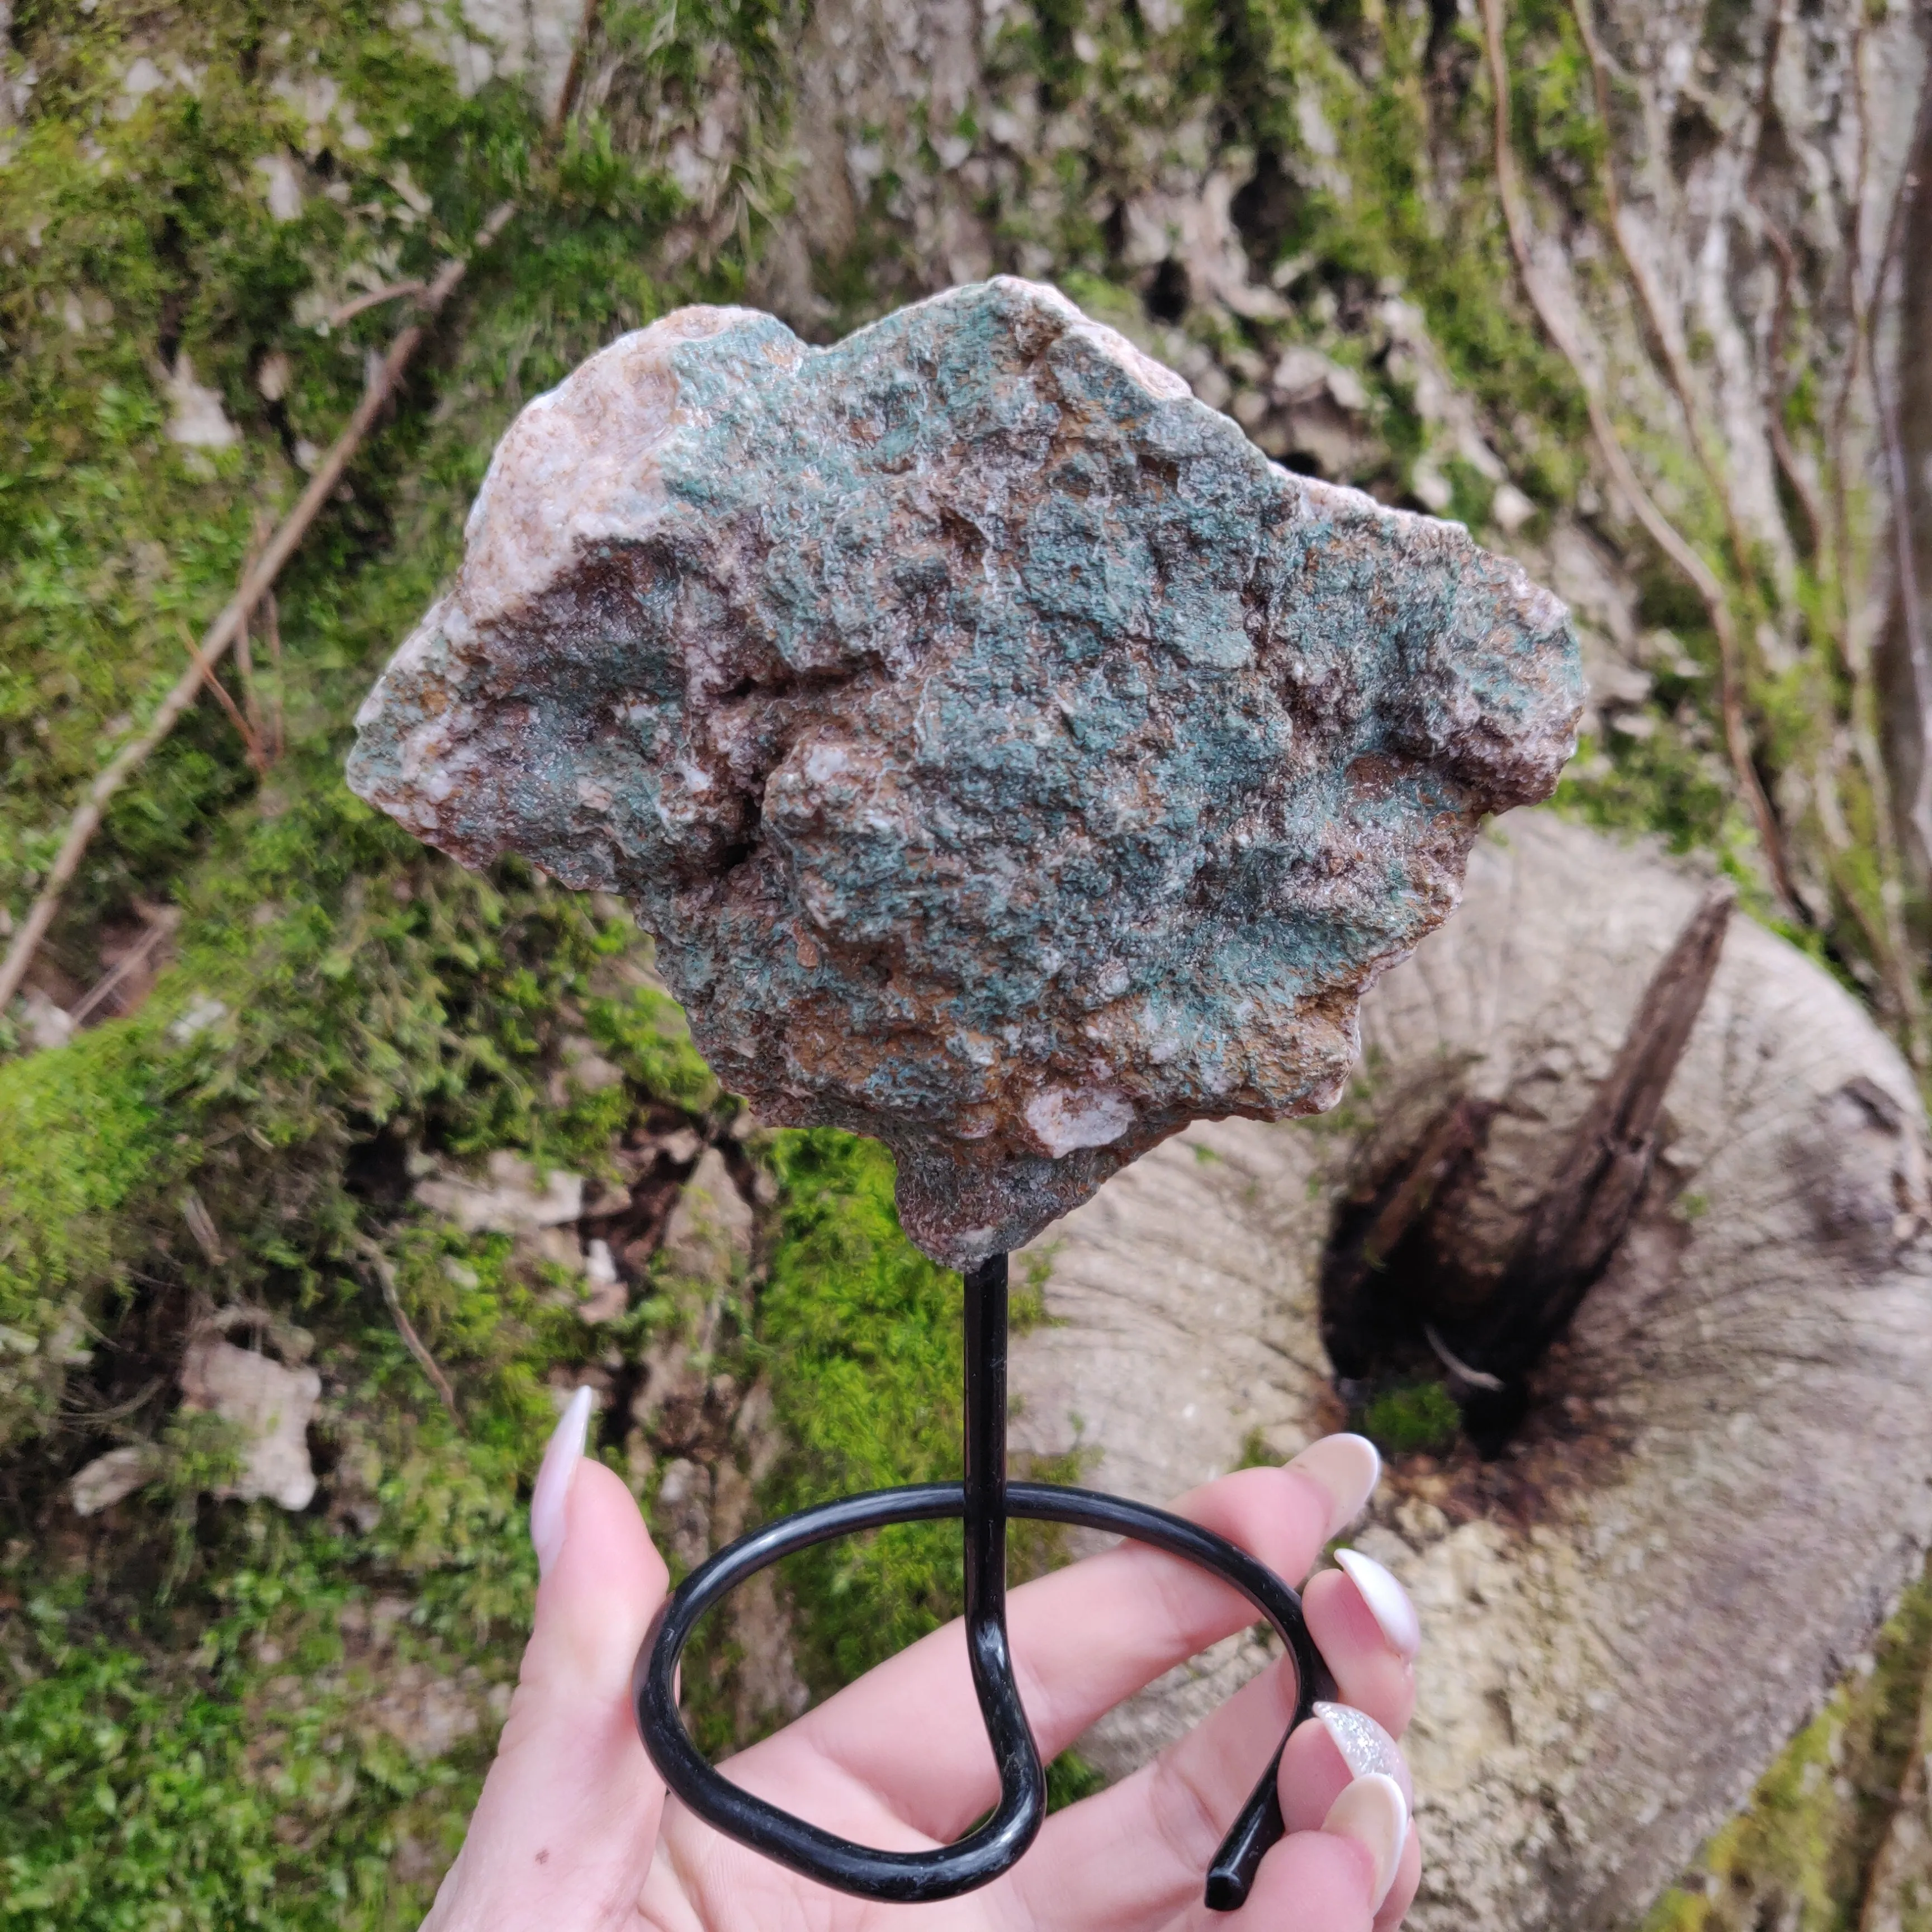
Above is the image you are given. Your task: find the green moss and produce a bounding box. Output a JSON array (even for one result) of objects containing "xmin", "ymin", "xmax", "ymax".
[
  {"xmin": 0, "ymin": 821, "xmax": 724, "ymax": 1909},
  {"xmin": 753, "ymin": 1131, "xmax": 1086, "ymax": 1625},
  {"xmin": 1045, "ymin": 1748, "xmax": 1110, "ymax": 1811},
  {"xmin": 0, "ymin": 1548, "xmax": 499, "ymax": 1930},
  {"xmin": 0, "ymin": 0, "xmax": 798, "ymax": 1910},
  {"xmin": 0, "ymin": 1020, "xmax": 174, "ymax": 1445},
  {"xmin": 754, "ymin": 1130, "xmax": 971, "ymax": 1687},
  {"xmin": 1357, "ymin": 1380, "xmax": 1461, "ymax": 1456},
  {"xmin": 750, "ymin": 1127, "xmax": 1093, "ymax": 1812},
  {"xmin": 1443, "ymin": 456, "xmax": 1499, "ymax": 535},
  {"xmin": 1554, "ymin": 727, "xmax": 1733, "ymax": 859}
]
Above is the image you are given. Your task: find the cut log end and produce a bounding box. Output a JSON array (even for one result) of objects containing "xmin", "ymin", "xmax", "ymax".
[{"xmin": 1322, "ymin": 880, "xmax": 1735, "ymax": 1452}]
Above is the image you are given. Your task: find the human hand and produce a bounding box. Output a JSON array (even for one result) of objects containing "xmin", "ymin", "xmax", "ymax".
[{"xmin": 422, "ymin": 1398, "xmax": 1422, "ymax": 1931}]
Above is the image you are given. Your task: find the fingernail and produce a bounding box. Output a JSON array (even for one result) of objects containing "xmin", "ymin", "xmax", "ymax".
[
  {"xmin": 1322, "ymin": 1772, "xmax": 1408, "ymax": 1911},
  {"xmin": 1313, "ymin": 1701, "xmax": 1413, "ymax": 1808},
  {"xmin": 1285, "ymin": 1433, "xmax": 1381, "ymax": 1539},
  {"xmin": 531, "ymin": 1386, "xmax": 593, "ymax": 1579},
  {"xmin": 1335, "ymin": 1548, "xmax": 1421, "ymax": 1660}
]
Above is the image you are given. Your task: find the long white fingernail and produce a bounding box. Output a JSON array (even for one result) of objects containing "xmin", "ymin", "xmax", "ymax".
[
  {"xmin": 1313, "ymin": 1701, "xmax": 1413, "ymax": 1807},
  {"xmin": 1285, "ymin": 1433, "xmax": 1381, "ymax": 1539},
  {"xmin": 531, "ymin": 1386, "xmax": 593, "ymax": 1579},
  {"xmin": 1322, "ymin": 1772, "xmax": 1408, "ymax": 1910},
  {"xmin": 1335, "ymin": 1549, "xmax": 1421, "ymax": 1660}
]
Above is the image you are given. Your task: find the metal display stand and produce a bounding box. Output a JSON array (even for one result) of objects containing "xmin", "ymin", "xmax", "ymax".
[{"xmin": 633, "ymin": 1253, "xmax": 1335, "ymax": 1912}]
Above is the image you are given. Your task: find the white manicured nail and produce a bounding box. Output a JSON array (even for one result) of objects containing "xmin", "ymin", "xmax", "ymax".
[
  {"xmin": 1335, "ymin": 1548, "xmax": 1421, "ymax": 1660},
  {"xmin": 531, "ymin": 1386, "xmax": 593, "ymax": 1579},
  {"xmin": 1285, "ymin": 1433, "xmax": 1381, "ymax": 1538},
  {"xmin": 1321, "ymin": 1772, "xmax": 1408, "ymax": 1910},
  {"xmin": 1313, "ymin": 1701, "xmax": 1413, "ymax": 1807}
]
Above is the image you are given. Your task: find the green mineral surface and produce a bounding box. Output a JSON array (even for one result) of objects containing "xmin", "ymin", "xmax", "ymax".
[{"xmin": 345, "ymin": 277, "xmax": 1580, "ymax": 1266}]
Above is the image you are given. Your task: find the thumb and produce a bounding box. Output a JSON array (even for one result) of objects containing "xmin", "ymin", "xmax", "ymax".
[{"xmin": 424, "ymin": 1389, "xmax": 671, "ymax": 1932}]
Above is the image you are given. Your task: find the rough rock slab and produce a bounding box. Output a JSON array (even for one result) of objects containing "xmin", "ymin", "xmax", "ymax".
[
  {"xmin": 1009, "ymin": 811, "xmax": 1932, "ymax": 1932},
  {"xmin": 349, "ymin": 278, "xmax": 1581, "ymax": 1265},
  {"xmin": 659, "ymin": 1145, "xmax": 755, "ymax": 1287},
  {"xmin": 68, "ymin": 1443, "xmax": 162, "ymax": 1516},
  {"xmin": 414, "ymin": 1149, "xmax": 586, "ymax": 1234},
  {"xmin": 179, "ymin": 1333, "xmax": 322, "ymax": 1512}
]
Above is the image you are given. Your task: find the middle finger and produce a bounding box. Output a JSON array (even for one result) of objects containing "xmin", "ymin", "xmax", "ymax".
[{"xmin": 736, "ymin": 1451, "xmax": 1380, "ymax": 1842}]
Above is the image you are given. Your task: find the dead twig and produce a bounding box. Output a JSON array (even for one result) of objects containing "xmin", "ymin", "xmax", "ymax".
[
  {"xmin": 325, "ymin": 279, "xmax": 427, "ymax": 327},
  {"xmin": 61, "ymin": 1375, "xmax": 166, "ymax": 1427},
  {"xmin": 549, "ymin": 0, "xmax": 604, "ymax": 134},
  {"xmin": 234, "ymin": 511, "xmax": 286, "ymax": 769},
  {"xmin": 230, "ymin": 609, "xmax": 268, "ymax": 766},
  {"xmin": 68, "ymin": 903, "xmax": 181, "ymax": 1026},
  {"xmin": 231, "ymin": 518, "xmax": 271, "ymax": 766},
  {"xmin": 353, "ymin": 1235, "xmax": 462, "ymax": 1427},
  {"xmin": 1423, "ymin": 1322, "xmax": 1504, "ymax": 1393},
  {"xmin": 1479, "ymin": 0, "xmax": 1800, "ymax": 919},
  {"xmin": 181, "ymin": 1190, "xmax": 226, "ymax": 1267},
  {"xmin": 181, "ymin": 618, "xmax": 265, "ymax": 767},
  {"xmin": 0, "ymin": 200, "xmax": 517, "ymax": 1021},
  {"xmin": 262, "ymin": 580, "xmax": 286, "ymax": 763}
]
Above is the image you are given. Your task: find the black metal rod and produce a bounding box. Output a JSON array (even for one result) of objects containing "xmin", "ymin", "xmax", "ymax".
[
  {"xmin": 632, "ymin": 1253, "xmax": 1333, "ymax": 1910},
  {"xmin": 957, "ymin": 1253, "xmax": 1049, "ymax": 1879}
]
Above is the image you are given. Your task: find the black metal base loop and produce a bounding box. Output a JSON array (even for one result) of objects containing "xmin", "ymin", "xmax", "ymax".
[{"xmin": 632, "ymin": 1478, "xmax": 1337, "ymax": 1911}]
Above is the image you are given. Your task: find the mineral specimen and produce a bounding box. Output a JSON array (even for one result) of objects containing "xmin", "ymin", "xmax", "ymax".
[{"xmin": 348, "ymin": 277, "xmax": 1582, "ymax": 1266}]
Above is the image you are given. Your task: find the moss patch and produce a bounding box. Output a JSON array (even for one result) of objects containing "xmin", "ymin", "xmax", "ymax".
[
  {"xmin": 1641, "ymin": 1560, "xmax": 1932, "ymax": 1932},
  {"xmin": 1358, "ymin": 1379, "xmax": 1461, "ymax": 1457}
]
